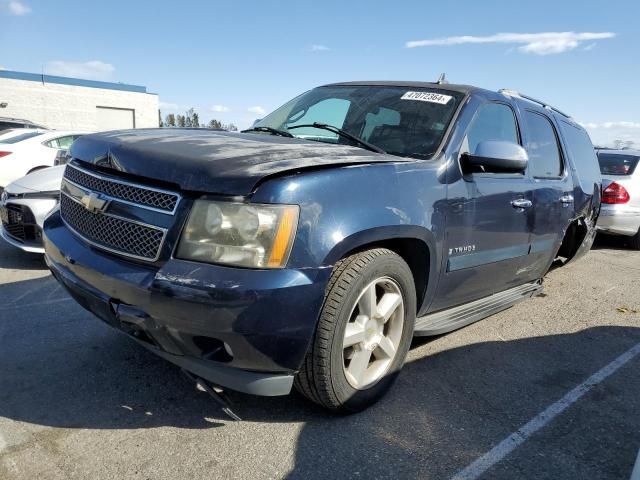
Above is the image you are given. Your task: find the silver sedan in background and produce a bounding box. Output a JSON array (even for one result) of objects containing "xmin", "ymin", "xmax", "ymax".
[
  {"xmin": 0, "ymin": 165, "xmax": 64, "ymax": 253},
  {"xmin": 596, "ymin": 148, "xmax": 640, "ymax": 249}
]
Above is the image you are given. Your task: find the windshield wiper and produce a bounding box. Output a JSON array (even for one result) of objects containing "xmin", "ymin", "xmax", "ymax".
[
  {"xmin": 241, "ymin": 126, "xmax": 294, "ymax": 138},
  {"xmin": 287, "ymin": 122, "xmax": 386, "ymax": 154}
]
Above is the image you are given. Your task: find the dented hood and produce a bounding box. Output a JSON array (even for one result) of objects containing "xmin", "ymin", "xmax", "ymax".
[{"xmin": 70, "ymin": 129, "xmax": 402, "ymax": 195}]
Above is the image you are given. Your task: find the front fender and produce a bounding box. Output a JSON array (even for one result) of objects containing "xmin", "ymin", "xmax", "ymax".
[
  {"xmin": 252, "ymin": 161, "xmax": 448, "ymax": 311},
  {"xmin": 323, "ymin": 224, "xmax": 435, "ymax": 265}
]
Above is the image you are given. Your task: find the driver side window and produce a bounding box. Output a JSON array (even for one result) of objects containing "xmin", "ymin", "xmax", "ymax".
[{"xmin": 461, "ymin": 103, "xmax": 519, "ymax": 155}]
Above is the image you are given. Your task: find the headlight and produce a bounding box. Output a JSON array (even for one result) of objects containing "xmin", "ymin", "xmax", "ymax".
[{"xmin": 176, "ymin": 200, "xmax": 299, "ymax": 268}]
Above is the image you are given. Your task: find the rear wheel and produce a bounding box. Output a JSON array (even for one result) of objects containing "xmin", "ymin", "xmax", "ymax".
[
  {"xmin": 295, "ymin": 248, "xmax": 416, "ymax": 412},
  {"xmin": 629, "ymin": 229, "xmax": 640, "ymax": 250}
]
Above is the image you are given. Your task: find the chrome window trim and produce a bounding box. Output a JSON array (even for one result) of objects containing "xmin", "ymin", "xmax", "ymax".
[
  {"xmin": 60, "ymin": 190, "xmax": 168, "ymax": 262},
  {"xmin": 65, "ymin": 163, "xmax": 181, "ymax": 215}
]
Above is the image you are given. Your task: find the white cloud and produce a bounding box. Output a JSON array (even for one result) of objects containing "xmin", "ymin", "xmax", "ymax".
[
  {"xmin": 7, "ymin": 1, "xmax": 31, "ymax": 15},
  {"xmin": 581, "ymin": 121, "xmax": 640, "ymax": 130},
  {"xmin": 159, "ymin": 101, "xmax": 180, "ymax": 110},
  {"xmin": 247, "ymin": 106, "xmax": 266, "ymax": 115},
  {"xmin": 210, "ymin": 105, "xmax": 230, "ymax": 113},
  {"xmin": 45, "ymin": 60, "xmax": 115, "ymax": 80},
  {"xmin": 405, "ymin": 32, "xmax": 615, "ymax": 55},
  {"xmin": 310, "ymin": 44, "xmax": 330, "ymax": 52},
  {"xmin": 580, "ymin": 121, "xmax": 640, "ymax": 147}
]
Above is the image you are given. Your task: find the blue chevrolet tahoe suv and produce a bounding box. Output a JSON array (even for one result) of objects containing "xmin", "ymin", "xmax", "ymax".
[{"xmin": 43, "ymin": 81, "xmax": 601, "ymax": 412}]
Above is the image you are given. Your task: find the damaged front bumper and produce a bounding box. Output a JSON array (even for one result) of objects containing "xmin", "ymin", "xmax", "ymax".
[{"xmin": 44, "ymin": 210, "xmax": 330, "ymax": 396}]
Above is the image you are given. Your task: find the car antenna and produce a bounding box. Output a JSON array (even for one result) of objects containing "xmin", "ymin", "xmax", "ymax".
[{"xmin": 436, "ymin": 73, "xmax": 448, "ymax": 84}]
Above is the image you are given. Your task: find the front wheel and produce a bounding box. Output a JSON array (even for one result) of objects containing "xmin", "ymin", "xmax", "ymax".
[{"xmin": 295, "ymin": 248, "xmax": 416, "ymax": 412}]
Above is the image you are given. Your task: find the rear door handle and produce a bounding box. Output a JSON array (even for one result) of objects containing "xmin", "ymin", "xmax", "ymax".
[
  {"xmin": 511, "ymin": 198, "xmax": 533, "ymax": 209},
  {"xmin": 559, "ymin": 194, "xmax": 574, "ymax": 205}
]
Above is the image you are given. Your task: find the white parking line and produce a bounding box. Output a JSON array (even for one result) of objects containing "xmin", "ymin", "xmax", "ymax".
[{"xmin": 451, "ymin": 341, "xmax": 640, "ymax": 480}]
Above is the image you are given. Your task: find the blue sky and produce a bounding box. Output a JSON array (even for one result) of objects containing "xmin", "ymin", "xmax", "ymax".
[{"xmin": 1, "ymin": 0, "xmax": 639, "ymax": 145}]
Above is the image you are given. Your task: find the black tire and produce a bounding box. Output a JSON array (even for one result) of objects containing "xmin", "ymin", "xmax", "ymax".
[
  {"xmin": 294, "ymin": 248, "xmax": 416, "ymax": 413},
  {"xmin": 629, "ymin": 229, "xmax": 640, "ymax": 250}
]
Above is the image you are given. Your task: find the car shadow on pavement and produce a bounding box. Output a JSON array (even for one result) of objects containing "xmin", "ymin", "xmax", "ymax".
[
  {"xmin": 1, "ymin": 271, "xmax": 639, "ymax": 479},
  {"xmin": 0, "ymin": 244, "xmax": 48, "ymax": 271},
  {"xmin": 0, "ymin": 275, "xmax": 326, "ymax": 431},
  {"xmin": 284, "ymin": 325, "xmax": 640, "ymax": 479},
  {"xmin": 592, "ymin": 233, "xmax": 634, "ymax": 251}
]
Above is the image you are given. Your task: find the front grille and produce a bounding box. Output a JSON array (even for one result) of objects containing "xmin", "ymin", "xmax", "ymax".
[
  {"xmin": 60, "ymin": 194, "xmax": 166, "ymax": 261},
  {"xmin": 1, "ymin": 204, "xmax": 38, "ymax": 243},
  {"xmin": 64, "ymin": 165, "xmax": 179, "ymax": 213}
]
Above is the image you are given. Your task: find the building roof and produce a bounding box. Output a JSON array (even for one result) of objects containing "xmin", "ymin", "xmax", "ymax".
[{"xmin": 0, "ymin": 69, "xmax": 150, "ymax": 94}]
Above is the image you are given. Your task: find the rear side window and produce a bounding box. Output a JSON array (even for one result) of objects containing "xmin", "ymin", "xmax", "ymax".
[
  {"xmin": 1, "ymin": 131, "xmax": 44, "ymax": 144},
  {"xmin": 462, "ymin": 103, "xmax": 519, "ymax": 155},
  {"xmin": 45, "ymin": 135, "xmax": 77, "ymax": 149},
  {"xmin": 558, "ymin": 120, "xmax": 601, "ymax": 191},
  {"xmin": 524, "ymin": 111, "xmax": 562, "ymax": 178},
  {"xmin": 597, "ymin": 153, "xmax": 639, "ymax": 176}
]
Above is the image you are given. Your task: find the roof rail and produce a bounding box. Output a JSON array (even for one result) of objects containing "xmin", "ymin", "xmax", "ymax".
[{"xmin": 498, "ymin": 89, "xmax": 571, "ymax": 119}]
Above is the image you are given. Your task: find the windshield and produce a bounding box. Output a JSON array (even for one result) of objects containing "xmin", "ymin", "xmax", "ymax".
[
  {"xmin": 254, "ymin": 85, "xmax": 464, "ymax": 159},
  {"xmin": 597, "ymin": 152, "xmax": 639, "ymax": 176},
  {"xmin": 0, "ymin": 131, "xmax": 44, "ymax": 144}
]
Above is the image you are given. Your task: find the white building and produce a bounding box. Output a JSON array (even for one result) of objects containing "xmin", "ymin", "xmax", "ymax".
[{"xmin": 0, "ymin": 70, "xmax": 159, "ymax": 131}]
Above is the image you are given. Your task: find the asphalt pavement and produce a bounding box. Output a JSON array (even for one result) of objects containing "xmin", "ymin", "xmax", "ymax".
[{"xmin": 0, "ymin": 235, "xmax": 639, "ymax": 479}]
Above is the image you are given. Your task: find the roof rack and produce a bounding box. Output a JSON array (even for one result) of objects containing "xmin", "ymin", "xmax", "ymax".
[{"xmin": 498, "ymin": 89, "xmax": 571, "ymax": 119}]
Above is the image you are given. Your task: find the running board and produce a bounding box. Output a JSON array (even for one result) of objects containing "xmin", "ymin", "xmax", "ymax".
[{"xmin": 414, "ymin": 281, "xmax": 543, "ymax": 336}]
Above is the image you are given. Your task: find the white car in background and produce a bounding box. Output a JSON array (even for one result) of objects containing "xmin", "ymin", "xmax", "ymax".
[
  {"xmin": 0, "ymin": 130, "xmax": 90, "ymax": 189},
  {"xmin": 0, "ymin": 166, "xmax": 64, "ymax": 253},
  {"xmin": 0, "ymin": 128, "xmax": 47, "ymax": 142},
  {"xmin": 596, "ymin": 148, "xmax": 640, "ymax": 249}
]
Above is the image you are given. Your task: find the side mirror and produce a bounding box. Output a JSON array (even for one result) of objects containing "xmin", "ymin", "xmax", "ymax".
[{"xmin": 462, "ymin": 141, "xmax": 528, "ymax": 174}]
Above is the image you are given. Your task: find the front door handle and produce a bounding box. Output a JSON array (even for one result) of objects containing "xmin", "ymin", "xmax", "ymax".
[
  {"xmin": 511, "ymin": 198, "xmax": 533, "ymax": 209},
  {"xmin": 559, "ymin": 194, "xmax": 574, "ymax": 205}
]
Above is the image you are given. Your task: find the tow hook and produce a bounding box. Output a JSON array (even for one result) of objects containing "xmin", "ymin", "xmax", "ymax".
[{"xmin": 181, "ymin": 369, "xmax": 242, "ymax": 421}]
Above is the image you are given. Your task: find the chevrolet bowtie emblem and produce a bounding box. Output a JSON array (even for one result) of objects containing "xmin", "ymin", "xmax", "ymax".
[{"xmin": 80, "ymin": 192, "xmax": 109, "ymax": 214}]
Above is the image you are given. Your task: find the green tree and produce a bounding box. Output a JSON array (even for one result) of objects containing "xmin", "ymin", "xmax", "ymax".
[
  {"xmin": 158, "ymin": 110, "xmax": 164, "ymax": 127},
  {"xmin": 177, "ymin": 115, "xmax": 186, "ymax": 127},
  {"xmin": 165, "ymin": 114, "xmax": 176, "ymax": 127},
  {"xmin": 208, "ymin": 119, "xmax": 223, "ymax": 129},
  {"xmin": 192, "ymin": 112, "xmax": 200, "ymax": 128},
  {"xmin": 185, "ymin": 108, "xmax": 194, "ymax": 128}
]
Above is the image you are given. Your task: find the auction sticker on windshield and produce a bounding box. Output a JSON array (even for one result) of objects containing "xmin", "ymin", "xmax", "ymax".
[{"xmin": 401, "ymin": 91, "xmax": 453, "ymax": 104}]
